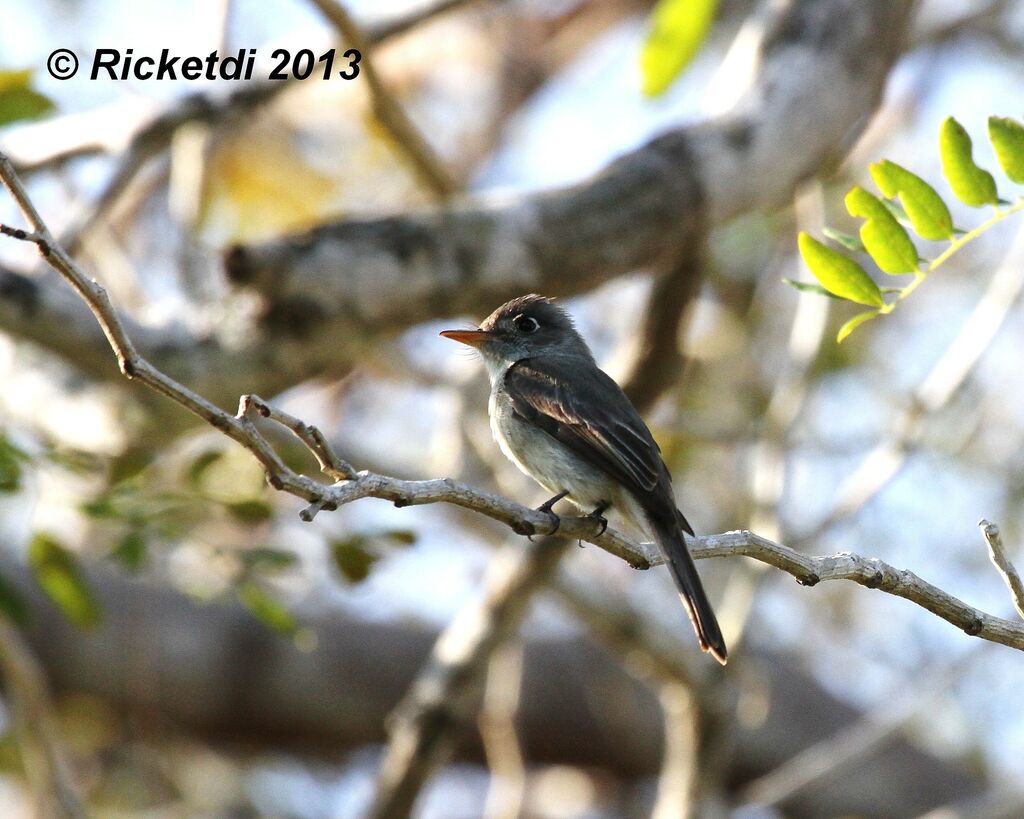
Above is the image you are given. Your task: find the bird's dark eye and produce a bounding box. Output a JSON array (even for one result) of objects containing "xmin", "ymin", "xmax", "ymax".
[{"xmin": 513, "ymin": 314, "xmax": 540, "ymax": 334}]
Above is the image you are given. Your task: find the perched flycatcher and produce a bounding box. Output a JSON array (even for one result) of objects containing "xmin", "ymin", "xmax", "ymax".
[{"xmin": 441, "ymin": 294, "xmax": 727, "ymax": 664}]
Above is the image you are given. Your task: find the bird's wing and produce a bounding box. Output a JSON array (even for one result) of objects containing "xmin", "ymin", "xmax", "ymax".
[{"xmin": 503, "ymin": 357, "xmax": 666, "ymax": 497}]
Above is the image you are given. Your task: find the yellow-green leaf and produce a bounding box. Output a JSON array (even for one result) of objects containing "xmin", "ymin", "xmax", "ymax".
[
  {"xmin": 797, "ymin": 233, "xmax": 884, "ymax": 307},
  {"xmin": 330, "ymin": 536, "xmax": 379, "ymax": 584},
  {"xmin": 869, "ymin": 160, "xmax": 954, "ymax": 240},
  {"xmin": 28, "ymin": 534, "xmax": 101, "ymax": 629},
  {"xmin": 0, "ymin": 69, "xmax": 55, "ymax": 127},
  {"xmin": 0, "ymin": 439, "xmax": 25, "ymax": 493},
  {"xmin": 226, "ymin": 499, "xmax": 273, "ymax": 525},
  {"xmin": 109, "ymin": 530, "xmax": 147, "ymax": 571},
  {"xmin": 238, "ymin": 583, "xmax": 297, "ymax": 636},
  {"xmin": 988, "ymin": 116, "xmax": 1024, "ymax": 184},
  {"xmin": 0, "ymin": 571, "xmax": 27, "ymax": 623},
  {"xmin": 837, "ymin": 310, "xmax": 879, "ymax": 343},
  {"xmin": 940, "ymin": 117, "xmax": 998, "ymax": 207},
  {"xmin": 844, "ymin": 186, "xmax": 919, "ymax": 274},
  {"xmin": 640, "ymin": 0, "xmax": 718, "ymax": 97}
]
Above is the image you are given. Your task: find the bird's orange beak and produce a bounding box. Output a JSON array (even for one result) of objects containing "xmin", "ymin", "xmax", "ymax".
[{"xmin": 439, "ymin": 329, "xmax": 491, "ymax": 347}]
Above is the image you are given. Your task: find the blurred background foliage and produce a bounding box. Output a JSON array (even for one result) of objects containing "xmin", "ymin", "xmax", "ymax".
[{"xmin": 1, "ymin": 0, "xmax": 1024, "ymax": 817}]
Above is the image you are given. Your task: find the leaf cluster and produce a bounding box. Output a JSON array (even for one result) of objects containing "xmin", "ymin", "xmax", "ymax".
[{"xmin": 792, "ymin": 116, "xmax": 1024, "ymax": 341}]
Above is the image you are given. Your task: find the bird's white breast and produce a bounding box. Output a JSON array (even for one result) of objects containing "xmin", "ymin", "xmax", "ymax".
[{"xmin": 488, "ymin": 376, "xmax": 617, "ymax": 513}]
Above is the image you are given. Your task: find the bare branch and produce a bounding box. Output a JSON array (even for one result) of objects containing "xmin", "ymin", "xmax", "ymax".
[
  {"xmin": 478, "ymin": 642, "xmax": 526, "ymax": 819},
  {"xmin": 621, "ymin": 245, "xmax": 705, "ymax": 413},
  {"xmin": 239, "ymin": 394, "xmax": 356, "ymax": 482},
  {"xmin": 308, "ymin": 0, "xmax": 459, "ymax": 198},
  {"xmin": 979, "ymin": 519, "xmax": 1024, "ymax": 621},
  {"xmin": 367, "ymin": 535, "xmax": 573, "ymax": 819},
  {"xmin": 0, "ymin": 620, "xmax": 86, "ymax": 819}
]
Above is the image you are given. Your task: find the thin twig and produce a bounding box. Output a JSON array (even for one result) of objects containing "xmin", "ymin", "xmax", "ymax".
[
  {"xmin": 367, "ymin": 535, "xmax": 572, "ymax": 819},
  {"xmin": 48, "ymin": 0, "xmax": 476, "ymax": 251},
  {"xmin": 979, "ymin": 519, "xmax": 1024, "ymax": 620},
  {"xmin": 737, "ymin": 642, "xmax": 983, "ymax": 809},
  {"xmin": 239, "ymin": 394, "xmax": 356, "ymax": 482},
  {"xmin": 308, "ymin": 0, "xmax": 459, "ymax": 198},
  {"xmin": 0, "ymin": 621, "xmax": 86, "ymax": 819}
]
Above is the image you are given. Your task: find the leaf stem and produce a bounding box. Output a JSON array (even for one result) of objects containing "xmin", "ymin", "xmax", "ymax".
[
  {"xmin": 881, "ymin": 196, "xmax": 1024, "ymax": 315},
  {"xmin": 928, "ymin": 197, "xmax": 1024, "ymax": 273}
]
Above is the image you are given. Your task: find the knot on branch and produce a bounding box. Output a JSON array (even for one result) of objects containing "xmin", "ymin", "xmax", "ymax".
[{"xmin": 510, "ymin": 519, "xmax": 537, "ymax": 537}]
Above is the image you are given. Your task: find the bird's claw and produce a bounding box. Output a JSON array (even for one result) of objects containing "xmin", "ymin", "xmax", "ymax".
[
  {"xmin": 587, "ymin": 502, "xmax": 609, "ymax": 537},
  {"xmin": 530, "ymin": 491, "xmax": 568, "ymax": 539},
  {"xmin": 528, "ymin": 509, "xmax": 561, "ymax": 540}
]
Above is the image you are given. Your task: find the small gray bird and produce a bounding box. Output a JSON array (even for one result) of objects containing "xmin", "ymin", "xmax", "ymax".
[{"xmin": 441, "ymin": 294, "xmax": 727, "ymax": 664}]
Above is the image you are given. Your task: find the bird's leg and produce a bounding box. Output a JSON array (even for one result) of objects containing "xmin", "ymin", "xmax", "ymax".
[
  {"xmin": 586, "ymin": 501, "xmax": 610, "ymax": 537},
  {"xmin": 532, "ymin": 490, "xmax": 569, "ymax": 538}
]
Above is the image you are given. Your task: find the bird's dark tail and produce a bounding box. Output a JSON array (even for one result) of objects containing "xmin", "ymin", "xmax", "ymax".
[{"xmin": 648, "ymin": 508, "xmax": 728, "ymax": 665}]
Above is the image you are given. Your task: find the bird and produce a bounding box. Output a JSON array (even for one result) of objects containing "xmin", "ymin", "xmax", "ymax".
[{"xmin": 441, "ymin": 294, "xmax": 727, "ymax": 664}]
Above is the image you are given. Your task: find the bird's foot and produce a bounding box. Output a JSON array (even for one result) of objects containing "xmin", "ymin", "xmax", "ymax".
[
  {"xmin": 587, "ymin": 502, "xmax": 610, "ymax": 537},
  {"xmin": 530, "ymin": 490, "xmax": 568, "ymax": 539}
]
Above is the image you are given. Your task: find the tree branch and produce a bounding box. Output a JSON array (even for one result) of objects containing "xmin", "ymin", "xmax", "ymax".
[
  {"xmin": 979, "ymin": 519, "xmax": 1024, "ymax": 621},
  {"xmin": 621, "ymin": 244, "xmax": 705, "ymax": 413},
  {"xmin": 308, "ymin": 0, "xmax": 459, "ymax": 198},
  {"xmin": 0, "ymin": 621, "xmax": 86, "ymax": 819},
  {"xmin": 367, "ymin": 535, "xmax": 571, "ymax": 818},
  {"xmin": 225, "ymin": 0, "xmax": 914, "ymax": 347}
]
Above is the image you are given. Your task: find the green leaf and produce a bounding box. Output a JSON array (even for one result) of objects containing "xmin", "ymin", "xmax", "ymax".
[
  {"xmin": 107, "ymin": 449, "xmax": 153, "ymax": 485},
  {"xmin": 797, "ymin": 233, "xmax": 884, "ymax": 307},
  {"xmin": 836, "ymin": 310, "xmax": 879, "ymax": 343},
  {"xmin": 81, "ymin": 496, "xmax": 119, "ymax": 520},
  {"xmin": 822, "ymin": 227, "xmax": 865, "ymax": 253},
  {"xmin": 331, "ymin": 536, "xmax": 380, "ymax": 584},
  {"xmin": 844, "ymin": 186, "xmax": 919, "ymax": 274},
  {"xmin": 869, "ymin": 160, "xmax": 954, "ymax": 240},
  {"xmin": 0, "ymin": 439, "xmax": 25, "ymax": 493},
  {"xmin": 238, "ymin": 583, "xmax": 297, "ymax": 636},
  {"xmin": 0, "ymin": 570, "xmax": 28, "ymax": 623},
  {"xmin": 0, "ymin": 69, "xmax": 55, "ymax": 128},
  {"xmin": 109, "ymin": 530, "xmax": 147, "ymax": 571},
  {"xmin": 383, "ymin": 529, "xmax": 418, "ymax": 547},
  {"xmin": 940, "ymin": 117, "xmax": 998, "ymax": 207},
  {"xmin": 782, "ymin": 278, "xmax": 845, "ymax": 300},
  {"xmin": 640, "ymin": 0, "xmax": 718, "ymax": 97},
  {"xmin": 225, "ymin": 499, "xmax": 273, "ymax": 525},
  {"xmin": 45, "ymin": 447, "xmax": 104, "ymax": 475},
  {"xmin": 27, "ymin": 534, "xmax": 101, "ymax": 629},
  {"xmin": 187, "ymin": 449, "xmax": 223, "ymax": 487},
  {"xmin": 988, "ymin": 116, "xmax": 1024, "ymax": 184},
  {"xmin": 241, "ymin": 547, "xmax": 299, "ymax": 571}
]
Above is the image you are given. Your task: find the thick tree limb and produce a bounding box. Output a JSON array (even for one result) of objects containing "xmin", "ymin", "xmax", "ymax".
[{"xmin": 225, "ymin": 0, "xmax": 914, "ymax": 350}]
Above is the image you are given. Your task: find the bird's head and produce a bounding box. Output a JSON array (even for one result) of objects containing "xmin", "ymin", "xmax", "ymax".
[{"xmin": 440, "ymin": 295, "xmax": 591, "ymax": 373}]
